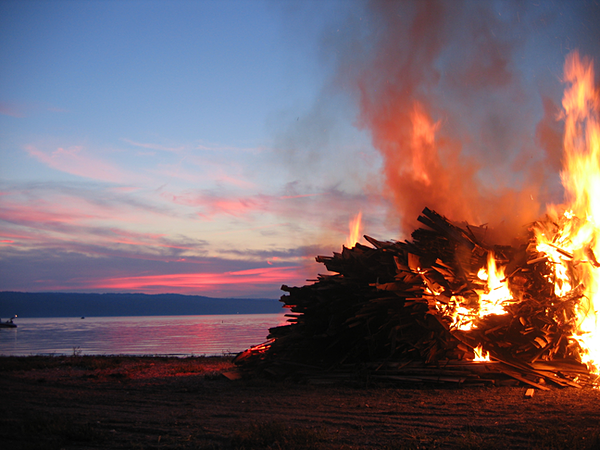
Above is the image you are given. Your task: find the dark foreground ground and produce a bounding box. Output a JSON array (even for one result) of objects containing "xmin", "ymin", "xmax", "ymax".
[{"xmin": 1, "ymin": 356, "xmax": 599, "ymax": 450}]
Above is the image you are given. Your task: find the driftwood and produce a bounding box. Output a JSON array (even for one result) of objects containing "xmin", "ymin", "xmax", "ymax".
[{"xmin": 235, "ymin": 208, "xmax": 595, "ymax": 388}]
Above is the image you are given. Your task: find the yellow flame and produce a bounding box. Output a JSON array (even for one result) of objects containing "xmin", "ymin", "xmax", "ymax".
[
  {"xmin": 534, "ymin": 51, "xmax": 600, "ymax": 373},
  {"xmin": 449, "ymin": 300, "xmax": 475, "ymax": 331},
  {"xmin": 561, "ymin": 52, "xmax": 600, "ymax": 372},
  {"xmin": 476, "ymin": 251, "xmax": 512, "ymax": 317},
  {"xmin": 473, "ymin": 344, "xmax": 490, "ymax": 362},
  {"xmin": 346, "ymin": 211, "xmax": 363, "ymax": 248},
  {"xmin": 445, "ymin": 251, "xmax": 512, "ymax": 332}
]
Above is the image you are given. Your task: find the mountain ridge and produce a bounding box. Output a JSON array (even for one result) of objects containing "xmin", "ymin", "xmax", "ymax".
[{"xmin": 0, "ymin": 291, "xmax": 282, "ymax": 318}]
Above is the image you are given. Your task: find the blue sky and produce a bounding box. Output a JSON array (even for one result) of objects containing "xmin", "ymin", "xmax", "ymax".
[{"xmin": 1, "ymin": 0, "xmax": 599, "ymax": 298}]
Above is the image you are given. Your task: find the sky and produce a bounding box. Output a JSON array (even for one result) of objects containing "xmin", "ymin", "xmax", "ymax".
[{"xmin": 1, "ymin": 0, "xmax": 600, "ymax": 298}]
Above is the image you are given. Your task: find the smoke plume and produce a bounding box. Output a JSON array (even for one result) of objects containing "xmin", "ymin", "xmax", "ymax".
[{"xmin": 325, "ymin": 0, "xmax": 600, "ymax": 242}]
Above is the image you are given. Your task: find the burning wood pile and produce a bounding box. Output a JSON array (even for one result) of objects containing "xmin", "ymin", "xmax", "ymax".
[
  {"xmin": 235, "ymin": 51, "xmax": 600, "ymax": 389},
  {"xmin": 235, "ymin": 207, "xmax": 597, "ymax": 389}
]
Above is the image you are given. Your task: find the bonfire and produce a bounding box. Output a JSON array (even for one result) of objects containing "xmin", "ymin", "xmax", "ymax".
[{"xmin": 235, "ymin": 51, "xmax": 600, "ymax": 389}]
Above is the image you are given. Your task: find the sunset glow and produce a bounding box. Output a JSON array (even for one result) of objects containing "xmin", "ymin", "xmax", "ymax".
[{"xmin": 79, "ymin": 267, "xmax": 309, "ymax": 295}]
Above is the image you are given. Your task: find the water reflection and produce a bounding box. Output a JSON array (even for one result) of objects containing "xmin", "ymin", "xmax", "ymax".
[{"xmin": 0, "ymin": 314, "xmax": 287, "ymax": 356}]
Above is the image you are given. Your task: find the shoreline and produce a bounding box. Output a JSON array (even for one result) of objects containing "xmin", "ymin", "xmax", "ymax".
[
  {"xmin": 0, "ymin": 352, "xmax": 241, "ymax": 358},
  {"xmin": 2, "ymin": 355, "xmax": 600, "ymax": 449}
]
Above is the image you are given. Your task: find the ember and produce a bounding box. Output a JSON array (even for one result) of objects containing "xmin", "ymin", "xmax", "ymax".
[{"xmin": 235, "ymin": 51, "xmax": 600, "ymax": 389}]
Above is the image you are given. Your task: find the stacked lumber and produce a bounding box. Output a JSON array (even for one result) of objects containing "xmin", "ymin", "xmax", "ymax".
[{"xmin": 234, "ymin": 208, "xmax": 594, "ymax": 388}]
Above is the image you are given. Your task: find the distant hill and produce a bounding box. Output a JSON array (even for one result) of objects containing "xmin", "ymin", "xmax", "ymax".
[{"xmin": 0, "ymin": 292, "xmax": 283, "ymax": 318}]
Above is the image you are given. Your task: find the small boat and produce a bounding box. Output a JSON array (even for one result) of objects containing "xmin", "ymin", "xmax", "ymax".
[{"xmin": 0, "ymin": 315, "xmax": 17, "ymax": 328}]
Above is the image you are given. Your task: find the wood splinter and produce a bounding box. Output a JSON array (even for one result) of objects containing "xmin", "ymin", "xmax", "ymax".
[{"xmin": 525, "ymin": 388, "xmax": 535, "ymax": 398}]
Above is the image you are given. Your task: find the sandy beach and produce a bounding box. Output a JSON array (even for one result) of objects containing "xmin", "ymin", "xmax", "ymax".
[{"xmin": 1, "ymin": 355, "xmax": 599, "ymax": 449}]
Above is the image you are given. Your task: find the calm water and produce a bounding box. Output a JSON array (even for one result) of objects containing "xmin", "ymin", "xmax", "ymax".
[{"xmin": 0, "ymin": 314, "xmax": 287, "ymax": 356}]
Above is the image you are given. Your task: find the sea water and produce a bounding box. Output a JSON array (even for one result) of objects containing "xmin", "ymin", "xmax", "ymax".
[{"xmin": 0, "ymin": 314, "xmax": 287, "ymax": 356}]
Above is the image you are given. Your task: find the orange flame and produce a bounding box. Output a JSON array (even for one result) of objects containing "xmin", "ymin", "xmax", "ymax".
[
  {"xmin": 534, "ymin": 51, "xmax": 600, "ymax": 373},
  {"xmin": 473, "ymin": 344, "xmax": 490, "ymax": 362},
  {"xmin": 346, "ymin": 211, "xmax": 363, "ymax": 248},
  {"xmin": 447, "ymin": 250, "xmax": 513, "ymax": 332},
  {"xmin": 475, "ymin": 251, "xmax": 512, "ymax": 317}
]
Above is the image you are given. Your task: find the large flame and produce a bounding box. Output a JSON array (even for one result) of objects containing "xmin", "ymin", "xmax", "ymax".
[
  {"xmin": 410, "ymin": 51, "xmax": 600, "ymax": 372},
  {"xmin": 534, "ymin": 51, "xmax": 600, "ymax": 373}
]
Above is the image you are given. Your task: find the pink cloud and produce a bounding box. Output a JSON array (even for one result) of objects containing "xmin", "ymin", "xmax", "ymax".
[
  {"xmin": 0, "ymin": 201, "xmax": 95, "ymax": 226},
  {"xmin": 0, "ymin": 200, "xmax": 168, "ymax": 253},
  {"xmin": 163, "ymin": 191, "xmax": 270, "ymax": 218},
  {"xmin": 88, "ymin": 265, "xmax": 308, "ymax": 294},
  {"xmin": 149, "ymin": 160, "xmax": 257, "ymax": 190},
  {"xmin": 215, "ymin": 174, "xmax": 256, "ymax": 190},
  {"xmin": 0, "ymin": 190, "xmax": 157, "ymax": 231},
  {"xmin": 24, "ymin": 144, "xmax": 134, "ymax": 183},
  {"xmin": 0, "ymin": 231, "xmax": 35, "ymax": 240},
  {"xmin": 106, "ymin": 229, "xmax": 197, "ymax": 251},
  {"xmin": 160, "ymin": 187, "xmax": 382, "ymax": 243}
]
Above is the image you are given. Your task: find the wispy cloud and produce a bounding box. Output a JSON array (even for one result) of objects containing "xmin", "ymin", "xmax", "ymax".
[
  {"xmin": 105, "ymin": 228, "xmax": 204, "ymax": 252},
  {"xmin": 0, "ymin": 199, "xmax": 96, "ymax": 227},
  {"xmin": 122, "ymin": 138, "xmax": 185, "ymax": 153},
  {"xmin": 25, "ymin": 145, "xmax": 136, "ymax": 184},
  {"xmin": 223, "ymin": 244, "xmax": 328, "ymax": 263},
  {"xmin": 159, "ymin": 182, "xmax": 389, "ymax": 240},
  {"xmin": 94, "ymin": 265, "xmax": 306, "ymax": 293},
  {"xmin": 163, "ymin": 190, "xmax": 269, "ymax": 219},
  {"xmin": 0, "ymin": 182, "xmax": 206, "ymax": 260},
  {"xmin": 0, "ymin": 247, "xmax": 310, "ymax": 297}
]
